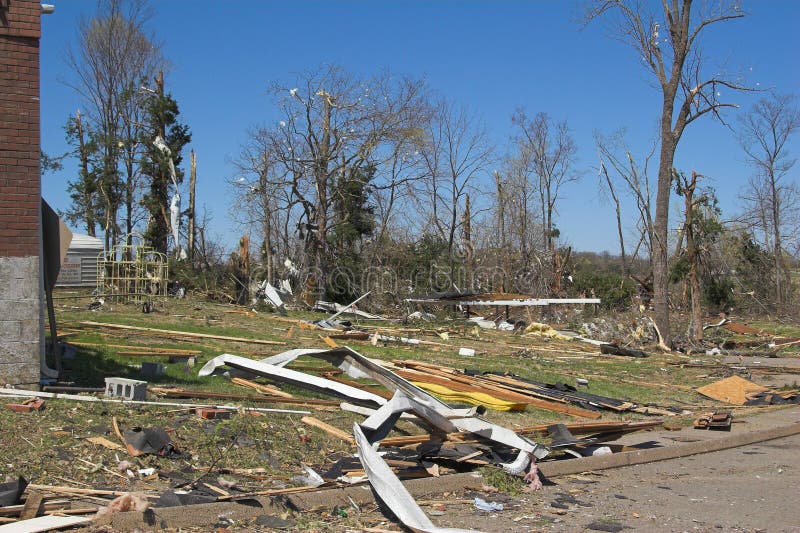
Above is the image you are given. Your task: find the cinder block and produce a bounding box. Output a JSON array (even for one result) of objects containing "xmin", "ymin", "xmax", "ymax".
[
  {"xmin": 105, "ymin": 377, "xmax": 147, "ymax": 401},
  {"xmin": 139, "ymin": 362, "xmax": 165, "ymax": 377}
]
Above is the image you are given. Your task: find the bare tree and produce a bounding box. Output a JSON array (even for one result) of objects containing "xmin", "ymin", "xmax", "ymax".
[
  {"xmin": 512, "ymin": 110, "xmax": 578, "ymax": 256},
  {"xmin": 418, "ymin": 98, "xmax": 492, "ymax": 288},
  {"xmin": 588, "ymin": 0, "xmax": 749, "ymax": 342},
  {"xmin": 230, "ymin": 132, "xmax": 287, "ymax": 285},
  {"xmin": 737, "ymin": 93, "xmax": 800, "ymax": 313},
  {"xmin": 509, "ymin": 110, "xmax": 578, "ymax": 294},
  {"xmin": 595, "ymin": 129, "xmax": 659, "ymax": 279}
]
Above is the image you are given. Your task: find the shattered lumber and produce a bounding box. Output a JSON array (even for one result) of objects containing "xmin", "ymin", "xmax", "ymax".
[
  {"xmin": 301, "ymin": 416, "xmax": 355, "ymax": 444},
  {"xmin": 79, "ymin": 321, "xmax": 286, "ymax": 346},
  {"xmin": 230, "ymin": 377, "xmax": 294, "ymax": 398},
  {"xmin": 0, "ymin": 501, "xmax": 87, "ymax": 518},
  {"xmin": 25, "ymin": 485, "xmax": 155, "ymax": 498}
]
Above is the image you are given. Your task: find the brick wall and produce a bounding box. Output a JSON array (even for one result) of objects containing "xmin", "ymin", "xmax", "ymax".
[{"xmin": 0, "ymin": 0, "xmax": 43, "ymax": 388}]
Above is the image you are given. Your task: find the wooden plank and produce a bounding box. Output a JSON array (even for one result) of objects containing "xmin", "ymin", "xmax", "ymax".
[
  {"xmin": 0, "ymin": 515, "xmax": 91, "ymax": 532},
  {"xmin": 231, "ymin": 377, "xmax": 294, "ymax": 398},
  {"xmin": 320, "ymin": 335, "xmax": 339, "ymax": 348},
  {"xmin": 377, "ymin": 419, "xmax": 664, "ymax": 447},
  {"xmin": 86, "ymin": 436, "xmax": 124, "ymax": 451},
  {"xmin": 116, "ymin": 351, "xmax": 195, "ymax": 358},
  {"xmin": 43, "ymin": 508, "xmax": 97, "ymax": 516},
  {"xmin": 0, "ymin": 501, "xmax": 71, "ymax": 518},
  {"xmin": 202, "ymin": 483, "xmax": 229, "ymax": 497},
  {"xmin": 149, "ymin": 387, "xmax": 338, "ymax": 406},
  {"xmin": 301, "ymin": 416, "xmax": 354, "ymax": 444},
  {"xmin": 79, "ymin": 321, "xmax": 285, "ymax": 346},
  {"xmin": 476, "ymin": 374, "xmax": 633, "ymax": 412},
  {"xmin": 215, "ymin": 485, "xmax": 320, "ymax": 501},
  {"xmin": 25, "ymin": 485, "xmax": 157, "ymax": 498},
  {"xmin": 19, "ymin": 492, "xmax": 43, "ymax": 520}
]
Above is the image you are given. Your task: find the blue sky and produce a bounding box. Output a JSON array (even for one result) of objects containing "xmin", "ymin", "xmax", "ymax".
[{"xmin": 39, "ymin": 1, "xmax": 800, "ymax": 253}]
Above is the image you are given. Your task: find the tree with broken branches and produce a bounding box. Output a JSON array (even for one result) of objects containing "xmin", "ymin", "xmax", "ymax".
[
  {"xmin": 673, "ymin": 170, "xmax": 721, "ymax": 341},
  {"xmin": 737, "ymin": 93, "xmax": 800, "ymax": 314},
  {"xmin": 587, "ymin": 0, "xmax": 751, "ymax": 343},
  {"xmin": 239, "ymin": 66, "xmax": 428, "ymax": 299},
  {"xmin": 595, "ymin": 129, "xmax": 658, "ymax": 282},
  {"xmin": 230, "ymin": 134, "xmax": 289, "ymax": 286}
]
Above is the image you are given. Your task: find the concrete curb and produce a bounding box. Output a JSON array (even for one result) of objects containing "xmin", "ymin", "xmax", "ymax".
[
  {"xmin": 93, "ymin": 496, "xmax": 286, "ymax": 531},
  {"xmin": 286, "ymin": 471, "xmax": 485, "ymax": 510},
  {"xmin": 538, "ymin": 420, "xmax": 800, "ymax": 478}
]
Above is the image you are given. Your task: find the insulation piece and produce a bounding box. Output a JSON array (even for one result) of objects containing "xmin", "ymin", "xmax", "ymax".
[{"xmin": 410, "ymin": 381, "xmax": 527, "ymax": 412}]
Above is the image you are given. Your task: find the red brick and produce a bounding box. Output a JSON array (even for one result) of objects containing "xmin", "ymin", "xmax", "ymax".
[
  {"xmin": 196, "ymin": 408, "xmax": 233, "ymax": 420},
  {"xmin": 5, "ymin": 398, "xmax": 46, "ymax": 413}
]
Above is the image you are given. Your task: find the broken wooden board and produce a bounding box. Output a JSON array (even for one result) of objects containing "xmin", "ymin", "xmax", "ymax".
[
  {"xmin": 301, "ymin": 416, "xmax": 355, "ymax": 444},
  {"xmin": 0, "ymin": 514, "xmax": 91, "ymax": 532},
  {"xmin": 723, "ymin": 323, "xmax": 769, "ymax": 336},
  {"xmin": 86, "ymin": 436, "xmax": 124, "ymax": 451},
  {"xmin": 149, "ymin": 387, "xmax": 339, "ymax": 407},
  {"xmin": 695, "ymin": 376, "xmax": 770, "ymax": 405},
  {"xmin": 230, "ymin": 377, "xmax": 294, "ymax": 398}
]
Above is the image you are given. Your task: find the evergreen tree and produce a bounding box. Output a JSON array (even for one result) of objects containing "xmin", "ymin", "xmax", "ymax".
[
  {"xmin": 140, "ymin": 77, "xmax": 191, "ymax": 255},
  {"xmin": 326, "ymin": 164, "xmax": 376, "ymax": 302},
  {"xmin": 64, "ymin": 113, "xmax": 103, "ymax": 237}
]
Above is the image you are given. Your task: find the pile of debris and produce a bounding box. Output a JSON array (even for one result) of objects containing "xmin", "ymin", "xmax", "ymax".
[{"xmin": 194, "ymin": 346, "xmax": 667, "ymax": 532}]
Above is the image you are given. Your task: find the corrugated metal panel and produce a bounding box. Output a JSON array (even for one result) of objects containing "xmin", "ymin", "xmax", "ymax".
[
  {"xmin": 55, "ymin": 234, "xmax": 104, "ymax": 287},
  {"xmin": 69, "ymin": 233, "xmax": 104, "ymax": 250}
]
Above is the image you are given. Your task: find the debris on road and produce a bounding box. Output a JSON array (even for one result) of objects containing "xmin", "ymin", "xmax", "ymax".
[{"xmin": 694, "ymin": 411, "xmax": 733, "ymax": 430}]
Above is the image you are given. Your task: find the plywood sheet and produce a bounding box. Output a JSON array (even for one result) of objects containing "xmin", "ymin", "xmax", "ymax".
[{"xmin": 696, "ymin": 376, "xmax": 769, "ymax": 405}]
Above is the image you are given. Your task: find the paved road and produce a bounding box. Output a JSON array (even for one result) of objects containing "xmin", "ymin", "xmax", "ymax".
[{"xmin": 436, "ymin": 407, "xmax": 800, "ymax": 532}]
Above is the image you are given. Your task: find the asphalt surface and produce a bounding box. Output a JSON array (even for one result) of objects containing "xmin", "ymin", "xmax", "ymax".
[{"xmin": 425, "ymin": 406, "xmax": 800, "ymax": 533}]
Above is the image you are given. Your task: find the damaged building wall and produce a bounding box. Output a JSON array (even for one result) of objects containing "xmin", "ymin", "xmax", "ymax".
[{"xmin": 0, "ymin": 0, "xmax": 43, "ymax": 388}]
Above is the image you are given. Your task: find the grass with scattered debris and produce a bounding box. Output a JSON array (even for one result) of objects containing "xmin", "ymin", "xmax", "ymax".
[{"xmin": 1, "ymin": 289, "xmax": 793, "ymax": 529}]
